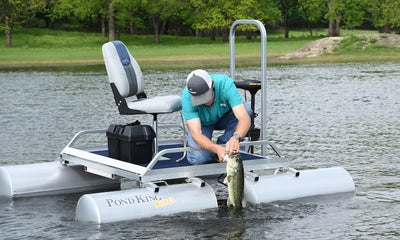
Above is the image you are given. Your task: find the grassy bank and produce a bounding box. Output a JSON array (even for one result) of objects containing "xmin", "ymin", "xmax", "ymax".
[{"xmin": 0, "ymin": 28, "xmax": 399, "ymax": 70}]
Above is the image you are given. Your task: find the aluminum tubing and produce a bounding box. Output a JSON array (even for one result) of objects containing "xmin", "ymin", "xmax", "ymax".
[
  {"xmin": 75, "ymin": 181, "xmax": 218, "ymax": 223},
  {"xmin": 0, "ymin": 162, "xmax": 120, "ymax": 198},
  {"xmin": 244, "ymin": 167, "xmax": 355, "ymax": 204}
]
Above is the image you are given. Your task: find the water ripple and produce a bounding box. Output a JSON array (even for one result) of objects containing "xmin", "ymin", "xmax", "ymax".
[{"xmin": 0, "ymin": 62, "xmax": 399, "ymax": 239}]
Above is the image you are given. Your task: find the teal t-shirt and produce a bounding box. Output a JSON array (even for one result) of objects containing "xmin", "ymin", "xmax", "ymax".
[{"xmin": 182, "ymin": 74, "xmax": 243, "ymax": 126}]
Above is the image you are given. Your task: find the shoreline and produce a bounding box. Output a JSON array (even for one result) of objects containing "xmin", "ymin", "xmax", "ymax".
[
  {"xmin": 1, "ymin": 56, "xmax": 399, "ymax": 71},
  {"xmin": 2, "ymin": 33, "xmax": 400, "ymax": 71},
  {"xmin": 2, "ymin": 28, "xmax": 400, "ymax": 70}
]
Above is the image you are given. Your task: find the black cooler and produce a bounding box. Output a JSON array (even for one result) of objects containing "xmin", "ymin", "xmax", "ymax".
[{"xmin": 106, "ymin": 123, "xmax": 156, "ymax": 164}]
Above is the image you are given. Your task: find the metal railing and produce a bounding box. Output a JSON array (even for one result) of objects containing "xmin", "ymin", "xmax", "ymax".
[{"xmin": 229, "ymin": 19, "xmax": 267, "ymax": 155}]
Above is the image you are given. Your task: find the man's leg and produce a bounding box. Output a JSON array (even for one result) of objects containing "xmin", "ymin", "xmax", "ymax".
[
  {"xmin": 216, "ymin": 102, "xmax": 253, "ymax": 145},
  {"xmin": 186, "ymin": 125, "xmax": 216, "ymax": 165}
]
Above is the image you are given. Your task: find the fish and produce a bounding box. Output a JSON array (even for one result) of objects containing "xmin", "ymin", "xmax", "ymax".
[{"xmin": 224, "ymin": 153, "xmax": 246, "ymax": 208}]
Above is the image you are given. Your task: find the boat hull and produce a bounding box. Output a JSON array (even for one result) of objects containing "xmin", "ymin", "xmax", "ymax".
[
  {"xmin": 245, "ymin": 167, "xmax": 355, "ymax": 204},
  {"xmin": 75, "ymin": 178, "xmax": 218, "ymax": 223},
  {"xmin": 0, "ymin": 161, "xmax": 120, "ymax": 198}
]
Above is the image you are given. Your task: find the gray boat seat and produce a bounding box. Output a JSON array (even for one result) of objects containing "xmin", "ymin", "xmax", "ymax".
[{"xmin": 102, "ymin": 41, "xmax": 182, "ymax": 151}]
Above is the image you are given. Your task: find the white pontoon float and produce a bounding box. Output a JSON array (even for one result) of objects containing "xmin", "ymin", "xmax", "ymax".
[{"xmin": 0, "ymin": 20, "xmax": 355, "ymax": 223}]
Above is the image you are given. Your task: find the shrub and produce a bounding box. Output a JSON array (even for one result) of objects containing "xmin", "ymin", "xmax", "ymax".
[{"xmin": 369, "ymin": 37, "xmax": 377, "ymax": 44}]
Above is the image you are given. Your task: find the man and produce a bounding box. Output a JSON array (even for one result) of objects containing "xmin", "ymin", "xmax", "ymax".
[{"xmin": 181, "ymin": 69, "xmax": 252, "ymax": 165}]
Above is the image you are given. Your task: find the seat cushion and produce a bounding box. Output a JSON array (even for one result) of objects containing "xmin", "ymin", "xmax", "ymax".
[
  {"xmin": 127, "ymin": 95, "xmax": 182, "ymax": 114},
  {"xmin": 102, "ymin": 41, "xmax": 144, "ymax": 98}
]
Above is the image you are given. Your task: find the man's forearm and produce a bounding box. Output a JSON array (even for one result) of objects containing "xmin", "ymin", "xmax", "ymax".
[{"xmin": 234, "ymin": 118, "xmax": 251, "ymax": 139}]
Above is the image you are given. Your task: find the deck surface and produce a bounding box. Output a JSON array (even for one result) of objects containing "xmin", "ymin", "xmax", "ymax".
[
  {"xmin": 62, "ymin": 143, "xmax": 288, "ymax": 182},
  {"xmin": 91, "ymin": 144, "xmax": 264, "ymax": 169}
]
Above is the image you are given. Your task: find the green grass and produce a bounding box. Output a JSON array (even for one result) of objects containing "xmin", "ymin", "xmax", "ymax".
[
  {"xmin": 0, "ymin": 27, "xmax": 317, "ymax": 69},
  {"xmin": 0, "ymin": 27, "xmax": 399, "ymax": 69}
]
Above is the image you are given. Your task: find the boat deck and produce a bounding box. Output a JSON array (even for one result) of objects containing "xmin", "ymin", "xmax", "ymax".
[{"xmin": 60, "ymin": 130, "xmax": 288, "ymax": 182}]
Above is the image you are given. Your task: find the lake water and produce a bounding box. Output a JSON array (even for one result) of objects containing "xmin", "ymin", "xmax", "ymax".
[{"xmin": 0, "ymin": 62, "xmax": 399, "ymax": 239}]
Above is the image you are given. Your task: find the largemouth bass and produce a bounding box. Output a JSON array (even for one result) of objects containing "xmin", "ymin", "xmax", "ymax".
[{"xmin": 224, "ymin": 153, "xmax": 246, "ymax": 208}]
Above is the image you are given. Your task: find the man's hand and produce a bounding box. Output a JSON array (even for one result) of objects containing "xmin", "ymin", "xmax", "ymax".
[
  {"xmin": 225, "ymin": 136, "xmax": 240, "ymax": 156},
  {"xmin": 216, "ymin": 145, "xmax": 227, "ymax": 162}
]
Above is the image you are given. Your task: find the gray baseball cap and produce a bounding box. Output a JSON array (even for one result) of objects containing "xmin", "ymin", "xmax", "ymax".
[{"xmin": 186, "ymin": 69, "xmax": 213, "ymax": 106}]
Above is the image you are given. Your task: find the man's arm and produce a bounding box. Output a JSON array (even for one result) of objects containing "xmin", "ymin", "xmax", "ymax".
[
  {"xmin": 186, "ymin": 118, "xmax": 226, "ymax": 162},
  {"xmin": 224, "ymin": 103, "xmax": 251, "ymax": 156}
]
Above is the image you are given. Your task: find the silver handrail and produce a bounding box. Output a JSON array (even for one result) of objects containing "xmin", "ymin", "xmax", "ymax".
[
  {"xmin": 229, "ymin": 19, "xmax": 267, "ymax": 155},
  {"xmin": 142, "ymin": 139, "xmax": 283, "ymax": 176},
  {"xmin": 64, "ymin": 129, "xmax": 106, "ymax": 149}
]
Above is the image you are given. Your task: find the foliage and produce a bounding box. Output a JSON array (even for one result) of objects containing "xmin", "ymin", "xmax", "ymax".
[
  {"xmin": 369, "ymin": 37, "xmax": 377, "ymax": 44},
  {"xmin": 341, "ymin": 0, "xmax": 370, "ymax": 29},
  {"xmin": 0, "ymin": 0, "xmax": 46, "ymax": 47},
  {"xmin": 113, "ymin": 0, "xmax": 147, "ymax": 34},
  {"xmin": 369, "ymin": 0, "xmax": 400, "ymax": 30},
  {"xmin": 191, "ymin": 0, "xmax": 274, "ymax": 40},
  {"xmin": 336, "ymin": 34, "xmax": 399, "ymax": 54},
  {"xmin": 339, "ymin": 34, "xmax": 366, "ymax": 51},
  {"xmin": 297, "ymin": 0, "xmax": 325, "ymax": 25},
  {"xmin": 2, "ymin": 0, "xmax": 400, "ymax": 47},
  {"xmin": 145, "ymin": 0, "xmax": 181, "ymax": 43}
]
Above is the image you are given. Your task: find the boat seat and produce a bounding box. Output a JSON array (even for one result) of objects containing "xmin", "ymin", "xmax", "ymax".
[{"xmin": 102, "ymin": 41, "xmax": 182, "ymax": 152}]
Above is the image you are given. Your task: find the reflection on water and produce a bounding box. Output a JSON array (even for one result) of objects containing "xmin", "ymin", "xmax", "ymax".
[{"xmin": 0, "ymin": 62, "xmax": 399, "ymax": 239}]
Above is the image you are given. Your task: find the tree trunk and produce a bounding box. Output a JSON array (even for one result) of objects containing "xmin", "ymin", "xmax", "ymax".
[
  {"xmin": 152, "ymin": 14, "xmax": 160, "ymax": 44},
  {"xmin": 245, "ymin": 30, "xmax": 252, "ymax": 40},
  {"xmin": 378, "ymin": 24, "xmax": 390, "ymax": 33},
  {"xmin": 300, "ymin": 3, "xmax": 313, "ymax": 37},
  {"xmin": 128, "ymin": 6, "xmax": 134, "ymax": 35},
  {"xmin": 283, "ymin": 17, "xmax": 289, "ymax": 38},
  {"xmin": 329, "ymin": 18, "xmax": 340, "ymax": 36},
  {"xmin": 108, "ymin": 0, "xmax": 115, "ymax": 41},
  {"xmin": 5, "ymin": 18, "xmax": 12, "ymax": 48},
  {"xmin": 6, "ymin": 29, "xmax": 12, "ymax": 48},
  {"xmin": 329, "ymin": 19, "xmax": 334, "ymax": 36},
  {"xmin": 280, "ymin": 0, "xmax": 289, "ymax": 38},
  {"xmin": 328, "ymin": 1, "xmax": 341, "ymax": 37},
  {"xmin": 100, "ymin": 15, "xmax": 106, "ymax": 36},
  {"xmin": 222, "ymin": 27, "xmax": 229, "ymax": 42},
  {"xmin": 335, "ymin": 20, "xmax": 340, "ymax": 36},
  {"xmin": 210, "ymin": 29, "xmax": 216, "ymax": 41},
  {"xmin": 195, "ymin": 7, "xmax": 200, "ymax": 37},
  {"xmin": 160, "ymin": 17, "xmax": 169, "ymax": 35}
]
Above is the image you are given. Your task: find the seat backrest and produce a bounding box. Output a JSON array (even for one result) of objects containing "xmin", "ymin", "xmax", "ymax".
[{"xmin": 102, "ymin": 41, "xmax": 144, "ymax": 98}]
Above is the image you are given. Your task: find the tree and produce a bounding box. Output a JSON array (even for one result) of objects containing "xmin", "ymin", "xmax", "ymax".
[
  {"xmin": 113, "ymin": 0, "xmax": 146, "ymax": 35},
  {"xmin": 107, "ymin": 0, "xmax": 115, "ymax": 41},
  {"xmin": 259, "ymin": 0, "xmax": 281, "ymax": 26},
  {"xmin": 0, "ymin": 0, "xmax": 46, "ymax": 47},
  {"xmin": 195, "ymin": 0, "xmax": 235, "ymax": 41},
  {"xmin": 50, "ymin": 0, "xmax": 109, "ymax": 35},
  {"xmin": 278, "ymin": 0, "xmax": 292, "ymax": 38},
  {"xmin": 298, "ymin": 0, "xmax": 325, "ymax": 37},
  {"xmin": 325, "ymin": 0, "xmax": 344, "ymax": 36},
  {"xmin": 145, "ymin": 0, "xmax": 179, "ymax": 43},
  {"xmin": 236, "ymin": 0, "xmax": 277, "ymax": 39},
  {"xmin": 382, "ymin": 0, "xmax": 400, "ymax": 30},
  {"xmin": 369, "ymin": 0, "xmax": 400, "ymax": 33},
  {"xmin": 324, "ymin": 0, "xmax": 373, "ymax": 36},
  {"xmin": 193, "ymin": 0, "xmax": 271, "ymax": 41},
  {"xmin": 342, "ymin": 0, "xmax": 368, "ymax": 29}
]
